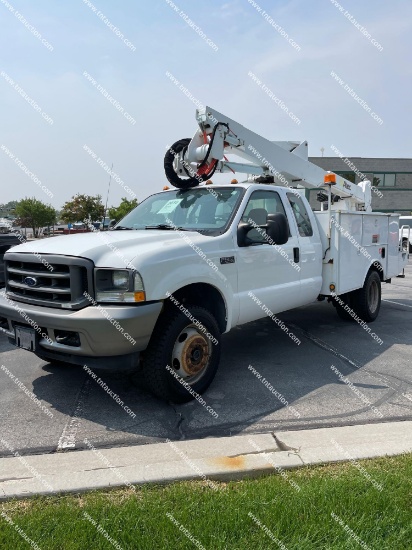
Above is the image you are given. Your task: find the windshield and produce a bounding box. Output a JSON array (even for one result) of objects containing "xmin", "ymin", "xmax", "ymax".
[
  {"xmin": 116, "ymin": 187, "xmax": 244, "ymax": 234},
  {"xmin": 400, "ymin": 218, "xmax": 412, "ymax": 228}
]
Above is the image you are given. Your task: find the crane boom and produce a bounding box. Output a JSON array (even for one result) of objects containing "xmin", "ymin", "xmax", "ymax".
[{"xmin": 165, "ymin": 106, "xmax": 372, "ymax": 212}]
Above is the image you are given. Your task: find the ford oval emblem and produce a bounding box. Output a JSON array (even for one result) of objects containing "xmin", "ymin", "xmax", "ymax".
[{"xmin": 24, "ymin": 276, "xmax": 38, "ymax": 287}]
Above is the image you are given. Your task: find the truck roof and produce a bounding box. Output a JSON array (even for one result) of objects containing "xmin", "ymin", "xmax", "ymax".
[{"xmin": 161, "ymin": 182, "xmax": 297, "ymax": 192}]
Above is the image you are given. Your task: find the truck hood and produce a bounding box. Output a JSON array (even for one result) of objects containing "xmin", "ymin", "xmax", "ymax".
[{"xmin": 6, "ymin": 230, "xmax": 213, "ymax": 268}]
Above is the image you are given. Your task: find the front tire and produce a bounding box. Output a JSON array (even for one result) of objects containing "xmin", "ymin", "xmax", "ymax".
[
  {"xmin": 353, "ymin": 270, "xmax": 381, "ymax": 322},
  {"xmin": 142, "ymin": 305, "xmax": 221, "ymax": 403}
]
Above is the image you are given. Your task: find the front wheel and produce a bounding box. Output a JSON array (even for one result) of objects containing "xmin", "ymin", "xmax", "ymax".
[
  {"xmin": 353, "ymin": 270, "xmax": 381, "ymax": 322},
  {"xmin": 142, "ymin": 305, "xmax": 221, "ymax": 403}
]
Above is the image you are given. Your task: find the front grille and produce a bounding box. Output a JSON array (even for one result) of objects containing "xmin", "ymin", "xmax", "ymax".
[{"xmin": 5, "ymin": 253, "xmax": 94, "ymax": 310}]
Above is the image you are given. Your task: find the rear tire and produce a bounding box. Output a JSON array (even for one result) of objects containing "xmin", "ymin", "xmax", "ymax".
[
  {"xmin": 142, "ymin": 305, "xmax": 221, "ymax": 403},
  {"xmin": 353, "ymin": 270, "xmax": 381, "ymax": 322},
  {"xmin": 333, "ymin": 292, "xmax": 356, "ymax": 321}
]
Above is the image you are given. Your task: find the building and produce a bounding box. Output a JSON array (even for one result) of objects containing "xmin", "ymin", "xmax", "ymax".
[{"xmin": 307, "ymin": 157, "xmax": 412, "ymax": 214}]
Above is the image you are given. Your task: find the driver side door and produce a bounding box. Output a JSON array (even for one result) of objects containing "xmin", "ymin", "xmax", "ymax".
[{"xmin": 236, "ymin": 189, "xmax": 301, "ymax": 324}]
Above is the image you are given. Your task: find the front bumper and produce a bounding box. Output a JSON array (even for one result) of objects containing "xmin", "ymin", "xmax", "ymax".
[{"xmin": 0, "ymin": 292, "xmax": 163, "ymax": 360}]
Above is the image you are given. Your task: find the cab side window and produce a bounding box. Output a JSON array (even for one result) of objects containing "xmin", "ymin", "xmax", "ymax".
[
  {"xmin": 242, "ymin": 190, "xmax": 287, "ymax": 243},
  {"xmin": 287, "ymin": 193, "xmax": 313, "ymax": 237}
]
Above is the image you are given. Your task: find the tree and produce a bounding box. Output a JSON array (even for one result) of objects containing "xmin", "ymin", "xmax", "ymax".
[
  {"xmin": 15, "ymin": 198, "xmax": 56, "ymax": 237},
  {"xmin": 108, "ymin": 197, "xmax": 138, "ymax": 222},
  {"xmin": 60, "ymin": 194, "xmax": 105, "ymax": 224}
]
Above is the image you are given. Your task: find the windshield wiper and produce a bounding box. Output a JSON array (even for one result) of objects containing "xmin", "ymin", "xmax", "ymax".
[
  {"xmin": 145, "ymin": 224, "xmax": 189, "ymax": 231},
  {"xmin": 114, "ymin": 226, "xmax": 134, "ymax": 230}
]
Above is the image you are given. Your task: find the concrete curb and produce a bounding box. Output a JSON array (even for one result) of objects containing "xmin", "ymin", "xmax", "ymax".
[{"xmin": 1, "ymin": 421, "xmax": 411, "ymax": 500}]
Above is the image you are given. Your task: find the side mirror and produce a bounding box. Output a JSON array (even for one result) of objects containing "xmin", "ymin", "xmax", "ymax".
[
  {"xmin": 266, "ymin": 213, "xmax": 289, "ymax": 245},
  {"xmin": 237, "ymin": 222, "xmax": 252, "ymax": 247},
  {"xmin": 237, "ymin": 213, "xmax": 289, "ymax": 247}
]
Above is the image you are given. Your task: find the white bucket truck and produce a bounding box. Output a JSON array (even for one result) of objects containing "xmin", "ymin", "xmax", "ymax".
[{"xmin": 0, "ymin": 107, "xmax": 408, "ymax": 401}]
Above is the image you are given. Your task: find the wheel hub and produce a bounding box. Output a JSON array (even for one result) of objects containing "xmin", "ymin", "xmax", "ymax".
[
  {"xmin": 171, "ymin": 326, "xmax": 211, "ymax": 381},
  {"xmin": 181, "ymin": 333, "xmax": 209, "ymax": 375}
]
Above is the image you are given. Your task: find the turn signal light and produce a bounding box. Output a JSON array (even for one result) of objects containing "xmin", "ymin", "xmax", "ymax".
[
  {"xmin": 134, "ymin": 291, "xmax": 146, "ymax": 302},
  {"xmin": 329, "ymin": 284, "xmax": 336, "ymax": 291}
]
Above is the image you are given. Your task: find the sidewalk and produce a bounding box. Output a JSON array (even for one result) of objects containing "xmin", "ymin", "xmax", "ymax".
[{"xmin": 1, "ymin": 421, "xmax": 411, "ymax": 500}]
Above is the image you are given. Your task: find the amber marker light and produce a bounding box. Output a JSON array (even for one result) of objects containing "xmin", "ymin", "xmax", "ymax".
[
  {"xmin": 134, "ymin": 291, "xmax": 146, "ymax": 302},
  {"xmin": 324, "ymin": 172, "xmax": 336, "ymax": 184}
]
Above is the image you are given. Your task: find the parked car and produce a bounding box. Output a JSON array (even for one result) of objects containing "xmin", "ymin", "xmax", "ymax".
[
  {"xmin": 101, "ymin": 217, "xmax": 116, "ymax": 230},
  {"xmin": 43, "ymin": 226, "xmax": 65, "ymax": 236},
  {"xmin": 0, "ymin": 218, "xmax": 12, "ymax": 234},
  {"xmin": 399, "ymin": 216, "xmax": 412, "ymax": 252}
]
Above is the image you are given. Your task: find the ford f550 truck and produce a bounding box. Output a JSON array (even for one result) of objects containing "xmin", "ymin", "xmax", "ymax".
[{"xmin": 0, "ymin": 107, "xmax": 408, "ymax": 402}]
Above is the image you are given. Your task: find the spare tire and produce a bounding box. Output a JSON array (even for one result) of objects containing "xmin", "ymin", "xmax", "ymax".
[{"xmin": 164, "ymin": 138, "xmax": 203, "ymax": 189}]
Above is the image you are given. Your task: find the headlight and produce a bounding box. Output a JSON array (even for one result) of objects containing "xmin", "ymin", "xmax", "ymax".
[
  {"xmin": 95, "ymin": 269, "xmax": 146, "ymax": 303},
  {"xmin": 112, "ymin": 271, "xmax": 129, "ymax": 289}
]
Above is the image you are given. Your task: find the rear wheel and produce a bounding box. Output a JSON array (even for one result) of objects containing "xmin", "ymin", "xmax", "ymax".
[
  {"xmin": 333, "ymin": 292, "xmax": 355, "ymax": 321},
  {"xmin": 353, "ymin": 270, "xmax": 381, "ymax": 322},
  {"xmin": 142, "ymin": 305, "xmax": 221, "ymax": 403}
]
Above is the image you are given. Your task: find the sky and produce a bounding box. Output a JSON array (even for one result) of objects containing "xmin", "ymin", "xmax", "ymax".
[{"xmin": 1, "ymin": 0, "xmax": 411, "ymax": 210}]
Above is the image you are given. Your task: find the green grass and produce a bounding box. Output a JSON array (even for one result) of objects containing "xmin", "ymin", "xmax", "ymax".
[{"xmin": 0, "ymin": 453, "xmax": 411, "ymax": 549}]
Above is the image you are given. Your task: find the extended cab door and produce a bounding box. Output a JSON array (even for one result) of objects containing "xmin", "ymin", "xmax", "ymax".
[
  {"xmin": 286, "ymin": 192, "xmax": 323, "ymax": 304},
  {"xmin": 236, "ymin": 189, "xmax": 302, "ymax": 325}
]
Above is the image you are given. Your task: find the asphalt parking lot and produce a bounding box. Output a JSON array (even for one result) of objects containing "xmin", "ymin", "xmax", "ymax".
[{"xmin": 1, "ymin": 261, "xmax": 411, "ymax": 458}]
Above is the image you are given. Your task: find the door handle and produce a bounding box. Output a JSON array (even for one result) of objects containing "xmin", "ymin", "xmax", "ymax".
[{"xmin": 293, "ymin": 247, "xmax": 300, "ymax": 263}]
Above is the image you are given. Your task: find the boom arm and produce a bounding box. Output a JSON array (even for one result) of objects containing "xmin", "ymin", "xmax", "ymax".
[{"xmin": 165, "ymin": 106, "xmax": 372, "ymax": 212}]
